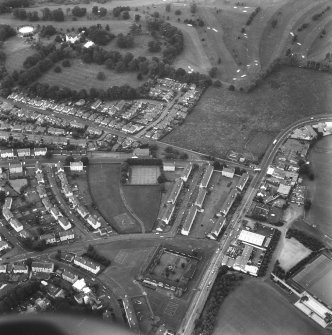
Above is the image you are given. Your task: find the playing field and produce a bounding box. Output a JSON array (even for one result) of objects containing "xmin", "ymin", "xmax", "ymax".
[
  {"xmin": 87, "ymin": 163, "xmax": 141, "ymax": 233},
  {"xmin": 38, "ymin": 58, "xmax": 142, "ymax": 91},
  {"xmin": 292, "ymin": 254, "xmax": 332, "ymax": 307},
  {"xmin": 214, "ymin": 279, "xmax": 330, "ymax": 335},
  {"xmin": 164, "ymin": 66, "xmax": 332, "ymax": 157},
  {"xmin": 129, "ymin": 166, "xmax": 160, "ymax": 185},
  {"xmin": 122, "ymin": 185, "xmax": 161, "ymax": 232},
  {"xmin": 278, "ymin": 237, "xmax": 312, "ymax": 271}
]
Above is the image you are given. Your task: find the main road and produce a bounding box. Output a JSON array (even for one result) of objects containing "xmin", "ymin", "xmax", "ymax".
[{"xmin": 178, "ymin": 114, "xmax": 332, "ymax": 335}]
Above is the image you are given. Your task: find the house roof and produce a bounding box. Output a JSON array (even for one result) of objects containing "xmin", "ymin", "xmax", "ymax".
[{"xmin": 238, "ymin": 230, "xmax": 265, "ymax": 247}]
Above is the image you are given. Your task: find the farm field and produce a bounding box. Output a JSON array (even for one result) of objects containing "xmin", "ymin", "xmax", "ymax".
[
  {"xmin": 87, "ymin": 163, "xmax": 141, "ymax": 234},
  {"xmin": 278, "ymin": 237, "xmax": 311, "ymax": 271},
  {"xmin": 38, "ymin": 58, "xmax": 143, "ymax": 91},
  {"xmin": 122, "ymin": 185, "xmax": 162, "ymax": 232},
  {"xmin": 164, "ymin": 66, "xmax": 332, "ymax": 158},
  {"xmin": 214, "ymin": 279, "xmax": 330, "ymax": 335}
]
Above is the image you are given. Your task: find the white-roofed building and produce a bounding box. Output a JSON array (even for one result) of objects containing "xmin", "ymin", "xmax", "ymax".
[
  {"xmin": 9, "ymin": 162, "xmax": 23, "ymax": 174},
  {"xmin": 181, "ymin": 206, "xmax": 198, "ymax": 236},
  {"xmin": 17, "ymin": 148, "xmax": 31, "ymax": 157},
  {"xmin": 195, "ymin": 188, "xmax": 207, "ymax": 208},
  {"xmin": 0, "ymin": 241, "xmax": 9, "ymax": 252},
  {"xmin": 160, "ymin": 203, "xmax": 175, "ymax": 225},
  {"xmin": 4, "ymin": 197, "xmax": 12, "ymax": 210},
  {"xmin": 58, "ymin": 216, "xmax": 72, "ymax": 230},
  {"xmin": 277, "ymin": 183, "xmax": 291, "ymax": 197},
  {"xmin": 10, "ymin": 218, "xmax": 23, "ymax": 232},
  {"xmin": 77, "ymin": 205, "xmax": 89, "ymax": 219},
  {"xmin": 238, "ymin": 230, "xmax": 265, "ymax": 248},
  {"xmin": 70, "ymin": 161, "xmax": 84, "ymax": 172},
  {"xmin": 0, "ymin": 149, "xmax": 14, "ymax": 158},
  {"xmin": 74, "ymin": 256, "xmax": 100, "ymax": 274},
  {"xmin": 181, "ymin": 163, "xmax": 192, "ymax": 182},
  {"xmin": 163, "ymin": 162, "xmax": 175, "ymax": 172},
  {"xmin": 12, "ymin": 264, "xmax": 28, "ymax": 274},
  {"xmin": 222, "ymin": 167, "xmax": 235, "ymax": 179},
  {"xmin": 62, "ymin": 269, "xmax": 78, "ymax": 284},
  {"xmin": 86, "ymin": 215, "xmax": 101, "ymax": 230},
  {"xmin": 218, "ymin": 189, "xmax": 238, "ymax": 216},
  {"xmin": 31, "ymin": 261, "xmax": 54, "ymax": 273},
  {"xmin": 236, "ymin": 172, "xmax": 249, "ymax": 191},
  {"xmin": 208, "ymin": 217, "xmax": 226, "ymax": 240},
  {"xmin": 59, "ymin": 230, "xmax": 75, "ymax": 242},
  {"xmin": 200, "ymin": 165, "xmax": 214, "ymax": 188},
  {"xmin": 167, "ymin": 179, "xmax": 183, "ymax": 204},
  {"xmin": 0, "ymin": 264, "xmax": 7, "ymax": 273},
  {"xmin": 34, "ymin": 147, "xmax": 47, "ymax": 156}
]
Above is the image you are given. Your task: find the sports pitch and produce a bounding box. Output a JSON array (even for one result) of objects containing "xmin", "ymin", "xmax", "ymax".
[
  {"xmin": 292, "ymin": 254, "xmax": 332, "ymax": 307},
  {"xmin": 130, "ymin": 166, "xmax": 160, "ymax": 185}
]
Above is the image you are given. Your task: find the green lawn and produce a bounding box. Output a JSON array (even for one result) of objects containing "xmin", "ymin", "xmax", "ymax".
[
  {"xmin": 164, "ymin": 66, "xmax": 332, "ymax": 158},
  {"xmin": 87, "ymin": 163, "xmax": 141, "ymax": 233},
  {"xmin": 214, "ymin": 279, "xmax": 330, "ymax": 335},
  {"xmin": 38, "ymin": 58, "xmax": 143, "ymax": 91},
  {"xmin": 122, "ymin": 185, "xmax": 161, "ymax": 232}
]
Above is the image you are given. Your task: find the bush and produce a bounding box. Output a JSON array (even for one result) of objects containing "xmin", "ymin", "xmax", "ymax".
[
  {"xmin": 62, "ymin": 59, "xmax": 71, "ymax": 67},
  {"xmin": 175, "ymin": 9, "xmax": 182, "ymax": 15},
  {"xmin": 97, "ymin": 71, "xmax": 106, "ymax": 80},
  {"xmin": 54, "ymin": 66, "xmax": 61, "ymax": 73}
]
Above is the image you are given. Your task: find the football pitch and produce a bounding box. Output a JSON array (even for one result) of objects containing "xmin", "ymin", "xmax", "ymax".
[{"xmin": 214, "ymin": 279, "xmax": 329, "ymax": 335}]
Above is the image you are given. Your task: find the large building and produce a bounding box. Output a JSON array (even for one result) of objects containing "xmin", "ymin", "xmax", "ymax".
[
  {"xmin": 222, "ymin": 167, "xmax": 235, "ymax": 179},
  {"xmin": 9, "ymin": 162, "xmax": 23, "ymax": 174},
  {"xmin": 70, "ymin": 161, "xmax": 84, "ymax": 172},
  {"xmin": 218, "ymin": 189, "xmax": 238, "ymax": 217},
  {"xmin": 238, "ymin": 230, "xmax": 266, "ymax": 249},
  {"xmin": 31, "ymin": 261, "xmax": 54, "ymax": 273},
  {"xmin": 10, "ymin": 218, "xmax": 23, "ymax": 232},
  {"xmin": 200, "ymin": 165, "xmax": 214, "ymax": 188},
  {"xmin": 207, "ymin": 217, "xmax": 226, "ymax": 240},
  {"xmin": 181, "ymin": 163, "xmax": 192, "ymax": 182},
  {"xmin": 74, "ymin": 256, "xmax": 100, "ymax": 275},
  {"xmin": 160, "ymin": 203, "xmax": 175, "ymax": 225},
  {"xmin": 236, "ymin": 172, "xmax": 249, "ymax": 191},
  {"xmin": 181, "ymin": 206, "xmax": 198, "ymax": 236},
  {"xmin": 167, "ymin": 179, "xmax": 183, "ymax": 204},
  {"xmin": 195, "ymin": 188, "xmax": 207, "ymax": 209}
]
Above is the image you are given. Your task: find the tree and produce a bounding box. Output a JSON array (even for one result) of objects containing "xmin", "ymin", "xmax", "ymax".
[
  {"xmin": 166, "ymin": 3, "xmax": 171, "ymax": 12},
  {"xmin": 62, "ymin": 59, "xmax": 71, "ymax": 67},
  {"xmin": 175, "ymin": 9, "xmax": 182, "ymax": 15},
  {"xmin": 80, "ymin": 156, "xmax": 89, "ymax": 166},
  {"xmin": 190, "ymin": 2, "xmax": 197, "ymax": 13},
  {"xmin": 122, "ymin": 11, "xmax": 130, "ymax": 20},
  {"xmin": 54, "ymin": 66, "xmax": 62, "ymax": 73},
  {"xmin": 97, "ymin": 71, "xmax": 106, "ymax": 80},
  {"xmin": 45, "ymin": 150, "xmax": 52, "ymax": 159},
  {"xmin": 134, "ymin": 14, "xmax": 140, "ymax": 22},
  {"xmin": 64, "ymin": 155, "xmax": 75, "ymax": 166},
  {"xmin": 209, "ymin": 67, "xmax": 217, "ymax": 78},
  {"xmin": 92, "ymin": 6, "xmax": 98, "ymax": 15}
]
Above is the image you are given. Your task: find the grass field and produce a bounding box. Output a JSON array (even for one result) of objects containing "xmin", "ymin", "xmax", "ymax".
[
  {"xmin": 129, "ymin": 166, "xmax": 160, "ymax": 185},
  {"xmin": 164, "ymin": 66, "xmax": 332, "ymax": 157},
  {"xmin": 122, "ymin": 185, "xmax": 161, "ymax": 232},
  {"xmin": 214, "ymin": 279, "xmax": 330, "ymax": 335},
  {"xmin": 3, "ymin": 36, "xmax": 35, "ymax": 73},
  {"xmin": 308, "ymin": 20, "xmax": 332, "ymax": 61},
  {"xmin": 87, "ymin": 163, "xmax": 141, "ymax": 233},
  {"xmin": 38, "ymin": 58, "xmax": 142, "ymax": 91},
  {"xmin": 278, "ymin": 237, "xmax": 311, "ymax": 271}
]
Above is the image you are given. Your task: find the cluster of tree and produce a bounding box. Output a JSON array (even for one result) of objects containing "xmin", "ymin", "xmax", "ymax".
[
  {"xmin": 0, "ymin": 281, "xmax": 40, "ymax": 314},
  {"xmin": 14, "ymin": 8, "xmax": 65, "ymax": 21},
  {"xmin": 298, "ymin": 159, "xmax": 314, "ymax": 180},
  {"xmin": 147, "ymin": 20, "xmax": 184, "ymax": 62},
  {"xmin": 190, "ymin": 2, "xmax": 197, "ymax": 14},
  {"xmin": 194, "ymin": 267, "xmax": 243, "ymax": 335},
  {"xmin": 183, "ymin": 18, "xmax": 205, "ymax": 27},
  {"xmin": 0, "ymin": 0, "xmax": 30, "ymax": 14},
  {"xmin": 116, "ymin": 33, "xmax": 134, "ymax": 48},
  {"xmin": 271, "ymin": 19, "xmax": 278, "ymax": 29},
  {"xmin": 72, "ymin": 6, "xmax": 87, "ymax": 17},
  {"xmin": 40, "ymin": 7, "xmax": 65, "ymax": 21},
  {"xmin": 84, "ymin": 245, "xmax": 111, "ymax": 267},
  {"xmin": 112, "ymin": 6, "xmax": 130, "ymax": 17},
  {"xmin": 148, "ymin": 40, "xmax": 161, "ymax": 52},
  {"xmin": 175, "ymin": 9, "xmax": 182, "ymax": 15},
  {"xmin": 120, "ymin": 161, "xmax": 129, "ymax": 184},
  {"xmin": 157, "ymin": 173, "xmax": 168, "ymax": 184},
  {"xmin": 85, "ymin": 25, "xmax": 115, "ymax": 46},
  {"xmin": 39, "ymin": 25, "xmax": 57, "ymax": 38},
  {"xmin": 297, "ymin": 22, "xmax": 309, "ymax": 32},
  {"xmin": 312, "ymin": 6, "xmax": 330, "ymax": 21},
  {"xmin": 126, "ymin": 158, "xmax": 162, "ymax": 166},
  {"xmin": 272, "ymin": 260, "xmax": 286, "ymax": 279},
  {"xmin": 19, "ymin": 236, "xmax": 47, "ymax": 251},
  {"xmin": 286, "ymin": 228, "xmax": 324, "ymax": 251},
  {"xmin": 0, "ymin": 24, "xmax": 16, "ymax": 41},
  {"xmin": 92, "ymin": 6, "xmax": 107, "ymax": 17},
  {"xmin": 246, "ymin": 7, "xmax": 261, "ymax": 26},
  {"xmin": 285, "ymin": 251, "xmax": 319, "ymax": 279},
  {"xmin": 164, "ymin": 146, "xmax": 188, "ymax": 160},
  {"xmin": 257, "ymin": 229, "xmax": 281, "ymax": 277}
]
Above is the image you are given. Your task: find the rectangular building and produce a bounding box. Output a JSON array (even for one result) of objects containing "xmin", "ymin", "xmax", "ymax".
[
  {"xmin": 12, "ymin": 264, "xmax": 28, "ymax": 274},
  {"xmin": 218, "ymin": 189, "xmax": 238, "ymax": 217},
  {"xmin": 34, "ymin": 147, "xmax": 47, "ymax": 156},
  {"xmin": 74, "ymin": 256, "xmax": 100, "ymax": 275},
  {"xmin": 195, "ymin": 188, "xmax": 207, "ymax": 208},
  {"xmin": 62, "ymin": 269, "xmax": 78, "ymax": 284},
  {"xmin": 58, "ymin": 229, "xmax": 75, "ymax": 242},
  {"xmin": 58, "ymin": 216, "xmax": 72, "ymax": 231},
  {"xmin": 17, "ymin": 148, "xmax": 30, "ymax": 157},
  {"xmin": 70, "ymin": 161, "xmax": 84, "ymax": 172},
  {"xmin": 167, "ymin": 179, "xmax": 183, "ymax": 204},
  {"xmin": 31, "ymin": 261, "xmax": 54, "ymax": 273},
  {"xmin": 160, "ymin": 203, "xmax": 175, "ymax": 225},
  {"xmin": 238, "ymin": 230, "xmax": 266, "ymax": 248},
  {"xmin": 10, "ymin": 218, "xmax": 23, "ymax": 232},
  {"xmin": 181, "ymin": 206, "xmax": 198, "ymax": 236},
  {"xmin": 181, "ymin": 163, "xmax": 192, "ymax": 182},
  {"xmin": 163, "ymin": 162, "xmax": 175, "ymax": 172},
  {"xmin": 236, "ymin": 172, "xmax": 249, "ymax": 191},
  {"xmin": 9, "ymin": 162, "xmax": 23, "ymax": 174},
  {"xmin": 200, "ymin": 165, "xmax": 214, "ymax": 188},
  {"xmin": 222, "ymin": 167, "xmax": 235, "ymax": 179},
  {"xmin": 208, "ymin": 217, "xmax": 226, "ymax": 240},
  {"xmin": 86, "ymin": 215, "xmax": 101, "ymax": 230}
]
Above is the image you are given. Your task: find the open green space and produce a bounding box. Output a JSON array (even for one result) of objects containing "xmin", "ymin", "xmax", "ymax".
[
  {"xmin": 278, "ymin": 237, "xmax": 311, "ymax": 271},
  {"xmin": 38, "ymin": 58, "xmax": 142, "ymax": 91},
  {"xmin": 122, "ymin": 185, "xmax": 161, "ymax": 232},
  {"xmin": 164, "ymin": 66, "xmax": 332, "ymax": 158},
  {"xmin": 87, "ymin": 163, "xmax": 141, "ymax": 234},
  {"xmin": 214, "ymin": 279, "xmax": 330, "ymax": 335}
]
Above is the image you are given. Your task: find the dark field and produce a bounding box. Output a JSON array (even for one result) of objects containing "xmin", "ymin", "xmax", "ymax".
[
  {"xmin": 122, "ymin": 185, "xmax": 162, "ymax": 232},
  {"xmin": 214, "ymin": 279, "xmax": 331, "ymax": 335},
  {"xmin": 164, "ymin": 67, "xmax": 332, "ymax": 158},
  {"xmin": 87, "ymin": 163, "xmax": 141, "ymax": 234}
]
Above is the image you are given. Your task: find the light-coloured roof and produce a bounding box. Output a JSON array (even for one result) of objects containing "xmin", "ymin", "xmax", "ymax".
[{"xmin": 238, "ymin": 230, "xmax": 265, "ymax": 247}]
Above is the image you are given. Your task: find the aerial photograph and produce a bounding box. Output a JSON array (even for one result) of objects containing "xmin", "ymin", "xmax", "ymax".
[{"xmin": 0, "ymin": 0, "xmax": 331, "ymax": 334}]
